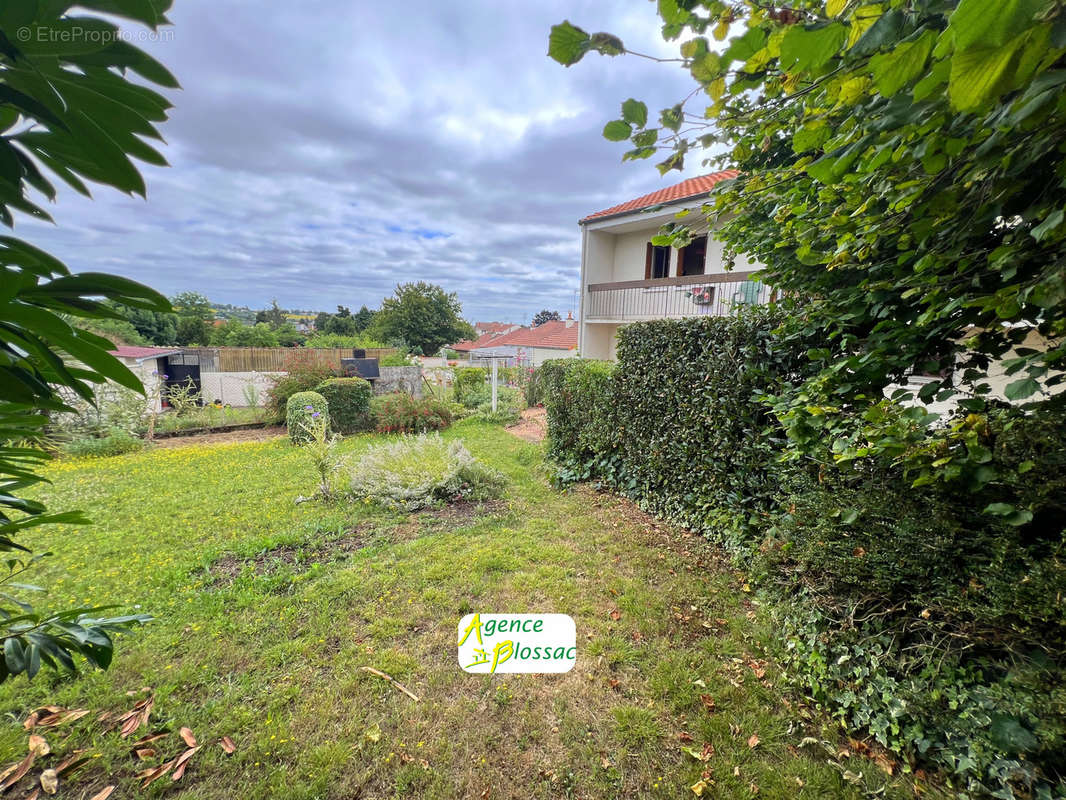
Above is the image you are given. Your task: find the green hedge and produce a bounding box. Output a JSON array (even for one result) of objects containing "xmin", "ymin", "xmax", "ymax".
[
  {"xmin": 542, "ymin": 309, "xmax": 1066, "ymax": 797},
  {"xmin": 313, "ymin": 377, "xmax": 372, "ymax": 434},
  {"xmin": 286, "ymin": 391, "xmax": 329, "ymax": 445},
  {"xmin": 453, "ymin": 367, "xmax": 486, "ymax": 405}
]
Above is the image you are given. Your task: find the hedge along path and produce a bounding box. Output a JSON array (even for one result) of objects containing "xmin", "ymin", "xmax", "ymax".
[{"xmin": 2, "ymin": 423, "xmax": 925, "ymax": 799}]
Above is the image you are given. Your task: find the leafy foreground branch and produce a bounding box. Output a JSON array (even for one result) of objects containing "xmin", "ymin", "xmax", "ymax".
[{"xmin": 1, "ymin": 2, "xmax": 179, "ymax": 679}]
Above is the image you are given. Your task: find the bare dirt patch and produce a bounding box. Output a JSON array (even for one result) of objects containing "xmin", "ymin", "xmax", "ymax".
[
  {"xmin": 505, "ymin": 406, "xmax": 546, "ymax": 443},
  {"xmin": 416, "ymin": 499, "xmax": 509, "ymax": 527},
  {"xmin": 152, "ymin": 425, "xmax": 286, "ymax": 449}
]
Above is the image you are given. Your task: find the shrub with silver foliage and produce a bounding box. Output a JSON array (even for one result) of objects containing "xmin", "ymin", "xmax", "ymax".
[{"xmin": 348, "ymin": 433, "xmax": 505, "ymax": 511}]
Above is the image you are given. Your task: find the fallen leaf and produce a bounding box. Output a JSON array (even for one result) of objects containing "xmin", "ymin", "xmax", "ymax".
[
  {"xmin": 741, "ymin": 583, "xmax": 751, "ymax": 593},
  {"xmin": 699, "ymin": 694, "xmax": 716, "ymax": 713},
  {"xmin": 0, "ymin": 752, "xmax": 36, "ymax": 791},
  {"xmin": 179, "ymin": 727, "xmax": 197, "ymax": 747},
  {"xmin": 22, "ymin": 712, "xmax": 40, "ymax": 731},
  {"xmin": 39, "ymin": 768, "xmax": 57, "ymax": 795},
  {"xmin": 365, "ymin": 724, "xmax": 382, "ymax": 743},
  {"xmin": 137, "ymin": 758, "xmax": 176, "ymax": 788},
  {"xmin": 54, "ymin": 752, "xmax": 90, "ymax": 777},
  {"xmin": 131, "ymin": 733, "xmax": 168, "ymax": 747},
  {"xmin": 748, "ymin": 734, "xmax": 760, "ymax": 749},
  {"xmin": 89, "ymin": 787, "xmax": 115, "ymax": 800},
  {"xmin": 691, "ymin": 779, "xmax": 708, "ymax": 796},
  {"xmin": 678, "ymin": 732, "xmax": 694, "ymax": 743},
  {"xmin": 682, "ymin": 746, "xmax": 711, "ymax": 762},
  {"xmin": 609, "ymin": 609, "xmax": 621, "ymax": 621},
  {"xmin": 134, "ymin": 748, "xmax": 157, "ymax": 761},
  {"xmin": 608, "ymin": 678, "xmax": 620, "ymax": 690},
  {"xmin": 701, "ymin": 742, "xmax": 715, "ymax": 760},
  {"xmin": 171, "ymin": 746, "xmax": 199, "ymax": 781},
  {"xmin": 220, "ymin": 736, "xmax": 236, "ymax": 754},
  {"xmin": 28, "ymin": 735, "xmax": 50, "ymax": 757}
]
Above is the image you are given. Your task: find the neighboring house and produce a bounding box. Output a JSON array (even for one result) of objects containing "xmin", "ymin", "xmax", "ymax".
[
  {"xmin": 108, "ymin": 345, "xmax": 182, "ymax": 412},
  {"xmin": 578, "ymin": 170, "xmax": 770, "ymax": 360},
  {"xmin": 474, "ymin": 321, "xmax": 520, "ymax": 337},
  {"xmin": 452, "ymin": 319, "xmax": 580, "ymax": 367},
  {"xmin": 452, "ymin": 330, "xmax": 510, "ymax": 359}
]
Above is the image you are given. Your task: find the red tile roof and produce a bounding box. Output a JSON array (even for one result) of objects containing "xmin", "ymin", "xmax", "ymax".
[
  {"xmin": 475, "ymin": 321, "xmax": 515, "ymax": 333},
  {"xmin": 109, "ymin": 346, "xmax": 181, "ymax": 361},
  {"xmin": 489, "ymin": 320, "xmax": 578, "ymax": 351},
  {"xmin": 581, "ymin": 170, "xmax": 740, "ymax": 222},
  {"xmin": 452, "ymin": 331, "xmax": 506, "ymax": 352}
]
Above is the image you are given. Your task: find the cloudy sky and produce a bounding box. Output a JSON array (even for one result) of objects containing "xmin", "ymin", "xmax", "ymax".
[{"xmin": 24, "ymin": 1, "xmax": 707, "ymax": 324}]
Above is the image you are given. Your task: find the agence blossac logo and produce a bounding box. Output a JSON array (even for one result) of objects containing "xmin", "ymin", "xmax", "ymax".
[{"xmin": 457, "ymin": 614, "xmax": 576, "ymax": 674}]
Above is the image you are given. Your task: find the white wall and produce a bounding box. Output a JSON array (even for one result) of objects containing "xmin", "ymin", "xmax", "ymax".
[{"xmin": 199, "ymin": 371, "xmax": 280, "ymax": 407}]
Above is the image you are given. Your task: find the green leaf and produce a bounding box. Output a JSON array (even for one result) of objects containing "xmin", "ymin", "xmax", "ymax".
[
  {"xmin": 869, "ymin": 30, "xmax": 935, "ymax": 96},
  {"xmin": 621, "ymin": 99, "xmax": 648, "ymax": 128},
  {"xmin": 603, "ymin": 120, "xmax": 632, "ymax": 141},
  {"xmin": 589, "ymin": 32, "xmax": 625, "ymax": 57},
  {"xmin": 548, "ymin": 21, "xmax": 591, "ymax": 66},
  {"xmin": 949, "ymin": 35, "xmax": 1026, "ymax": 111},
  {"xmin": 826, "ymin": 0, "xmax": 849, "ymax": 17},
  {"xmin": 660, "ymin": 104, "xmax": 683, "ymax": 132},
  {"xmin": 949, "ymin": 0, "xmax": 1054, "ymax": 50},
  {"xmin": 780, "ymin": 23, "xmax": 847, "ymax": 72},
  {"xmin": 722, "ymin": 27, "xmax": 767, "ymax": 66},
  {"xmin": 1031, "ymin": 208, "xmax": 1064, "ymax": 241},
  {"xmin": 1003, "ymin": 377, "xmax": 1040, "ymax": 400},
  {"xmin": 792, "ymin": 120, "xmax": 830, "ymax": 153}
]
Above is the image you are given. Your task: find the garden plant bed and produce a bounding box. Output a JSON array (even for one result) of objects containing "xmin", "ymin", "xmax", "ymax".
[
  {"xmin": 3, "ymin": 422, "xmax": 941, "ymax": 799},
  {"xmin": 151, "ymin": 425, "xmax": 287, "ymax": 448},
  {"xmin": 150, "ymin": 420, "xmax": 281, "ymax": 439}
]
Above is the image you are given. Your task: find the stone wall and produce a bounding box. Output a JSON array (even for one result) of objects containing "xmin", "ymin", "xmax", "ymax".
[{"xmin": 373, "ymin": 366, "xmax": 422, "ymax": 398}]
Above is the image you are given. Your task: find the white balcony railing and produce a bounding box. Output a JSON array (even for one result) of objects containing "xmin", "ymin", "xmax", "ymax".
[{"xmin": 585, "ymin": 271, "xmax": 772, "ymax": 322}]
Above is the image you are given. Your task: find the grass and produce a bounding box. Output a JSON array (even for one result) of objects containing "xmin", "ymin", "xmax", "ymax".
[
  {"xmin": 1, "ymin": 422, "xmax": 939, "ymax": 799},
  {"xmin": 149, "ymin": 405, "xmax": 270, "ymax": 434}
]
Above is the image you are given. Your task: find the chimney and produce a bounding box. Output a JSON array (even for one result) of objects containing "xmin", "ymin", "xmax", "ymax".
[{"xmin": 565, "ymin": 310, "xmax": 575, "ymax": 328}]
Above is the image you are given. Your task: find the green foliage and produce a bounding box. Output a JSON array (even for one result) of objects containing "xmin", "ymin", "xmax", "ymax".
[
  {"xmin": 370, "ymin": 393, "xmax": 452, "ymax": 434},
  {"xmin": 286, "ymin": 392, "xmax": 329, "ymax": 445},
  {"xmin": 0, "ymin": 0, "xmax": 174, "ymax": 680},
  {"xmin": 378, "ymin": 352, "xmax": 416, "ymax": 367},
  {"xmin": 552, "ymin": 0, "xmax": 1066, "ymax": 502},
  {"xmin": 61, "ymin": 427, "xmax": 147, "ymax": 459},
  {"xmin": 302, "ymin": 332, "xmax": 388, "ymax": 349},
  {"xmin": 453, "ymin": 367, "xmax": 487, "ymax": 405},
  {"xmin": 298, "ymin": 412, "xmax": 343, "ymax": 501},
  {"xmin": 264, "ymin": 353, "xmax": 339, "ymax": 419},
  {"xmin": 532, "ymin": 309, "xmax": 561, "ymax": 326},
  {"xmin": 348, "ymin": 433, "xmax": 505, "ymax": 511},
  {"xmin": 210, "ymin": 319, "xmax": 282, "ymax": 347},
  {"xmin": 541, "ymin": 314, "xmax": 1066, "ymax": 795},
  {"xmin": 76, "ymin": 315, "xmax": 150, "ymax": 347},
  {"xmin": 368, "ymin": 282, "xmax": 475, "ymax": 356},
  {"xmin": 313, "ymin": 377, "xmax": 372, "ymax": 435},
  {"xmin": 165, "ymin": 376, "xmax": 202, "ymax": 416}
]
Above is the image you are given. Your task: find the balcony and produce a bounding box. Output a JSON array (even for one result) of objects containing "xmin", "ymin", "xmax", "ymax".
[{"xmin": 584, "ymin": 271, "xmax": 772, "ymax": 322}]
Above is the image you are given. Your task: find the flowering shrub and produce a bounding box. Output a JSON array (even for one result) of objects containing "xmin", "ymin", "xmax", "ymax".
[
  {"xmin": 370, "ymin": 392, "xmax": 452, "ymax": 433},
  {"xmin": 684, "ymin": 286, "xmax": 714, "ymax": 306},
  {"xmin": 348, "ymin": 433, "xmax": 505, "ymax": 511},
  {"xmin": 286, "ymin": 391, "xmax": 329, "ymax": 445}
]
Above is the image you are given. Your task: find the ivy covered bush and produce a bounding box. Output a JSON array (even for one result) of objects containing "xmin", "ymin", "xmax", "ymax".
[
  {"xmin": 314, "ymin": 377, "xmax": 372, "ymax": 434},
  {"xmin": 542, "ymin": 312, "xmax": 1066, "ymax": 797},
  {"xmin": 286, "ymin": 391, "xmax": 329, "ymax": 445}
]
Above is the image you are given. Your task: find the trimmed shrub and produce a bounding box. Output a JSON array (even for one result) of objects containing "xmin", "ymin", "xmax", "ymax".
[
  {"xmin": 370, "ymin": 392, "xmax": 452, "ymax": 433},
  {"xmin": 265, "ymin": 353, "xmax": 339, "ymax": 419},
  {"xmin": 286, "ymin": 391, "xmax": 329, "ymax": 444},
  {"xmin": 541, "ymin": 308, "xmax": 1066, "ymax": 796},
  {"xmin": 313, "ymin": 377, "xmax": 372, "ymax": 434},
  {"xmin": 348, "ymin": 433, "xmax": 505, "ymax": 511},
  {"xmin": 453, "ymin": 367, "xmax": 486, "ymax": 405}
]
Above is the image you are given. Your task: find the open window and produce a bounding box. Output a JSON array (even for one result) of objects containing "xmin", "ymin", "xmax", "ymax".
[
  {"xmin": 676, "ymin": 235, "xmax": 707, "ymax": 276},
  {"xmin": 644, "ymin": 243, "xmax": 671, "ymax": 279}
]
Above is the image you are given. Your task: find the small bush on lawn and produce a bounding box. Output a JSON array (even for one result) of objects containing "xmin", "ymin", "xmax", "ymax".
[
  {"xmin": 453, "ymin": 367, "xmax": 486, "ymax": 405},
  {"xmin": 61, "ymin": 428, "xmax": 146, "ymax": 458},
  {"xmin": 266, "ymin": 353, "xmax": 339, "ymax": 419},
  {"xmin": 286, "ymin": 391, "xmax": 329, "ymax": 444},
  {"xmin": 313, "ymin": 377, "xmax": 372, "ymax": 434},
  {"xmin": 348, "ymin": 433, "xmax": 506, "ymax": 511},
  {"xmin": 370, "ymin": 392, "xmax": 452, "ymax": 433}
]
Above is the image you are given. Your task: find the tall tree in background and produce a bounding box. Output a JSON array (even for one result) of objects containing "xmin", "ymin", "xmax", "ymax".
[
  {"xmin": 551, "ymin": 0, "xmax": 1066, "ymax": 488},
  {"xmin": 532, "ymin": 309, "xmax": 561, "ymax": 326},
  {"xmin": 369, "ymin": 282, "xmax": 475, "ymax": 355},
  {"xmin": 0, "ymin": 2, "xmax": 178, "ymax": 680}
]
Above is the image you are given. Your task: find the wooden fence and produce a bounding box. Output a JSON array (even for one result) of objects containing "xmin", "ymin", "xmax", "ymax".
[{"xmin": 189, "ymin": 347, "xmax": 397, "ymax": 373}]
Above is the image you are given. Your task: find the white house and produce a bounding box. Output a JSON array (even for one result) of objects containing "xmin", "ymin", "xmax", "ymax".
[
  {"xmin": 578, "ymin": 170, "xmax": 770, "ymax": 360},
  {"xmin": 454, "ymin": 319, "xmax": 579, "ymax": 367},
  {"xmin": 108, "ymin": 345, "xmax": 181, "ymax": 412}
]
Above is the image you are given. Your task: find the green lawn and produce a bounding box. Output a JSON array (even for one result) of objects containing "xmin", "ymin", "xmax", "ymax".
[{"xmin": 1, "ymin": 422, "xmax": 935, "ymax": 799}]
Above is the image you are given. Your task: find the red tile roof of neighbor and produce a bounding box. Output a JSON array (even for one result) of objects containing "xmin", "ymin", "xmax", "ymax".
[
  {"xmin": 109, "ymin": 346, "xmax": 181, "ymax": 360},
  {"xmin": 490, "ymin": 320, "xmax": 578, "ymax": 350},
  {"xmin": 581, "ymin": 170, "xmax": 740, "ymax": 222},
  {"xmin": 452, "ymin": 331, "xmax": 506, "ymax": 352},
  {"xmin": 475, "ymin": 322, "xmax": 515, "ymax": 333}
]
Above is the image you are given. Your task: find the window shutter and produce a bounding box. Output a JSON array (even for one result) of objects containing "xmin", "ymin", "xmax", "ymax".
[
  {"xmin": 675, "ymin": 246, "xmax": 686, "ymax": 276},
  {"xmin": 645, "ymin": 243, "xmax": 652, "ymax": 280}
]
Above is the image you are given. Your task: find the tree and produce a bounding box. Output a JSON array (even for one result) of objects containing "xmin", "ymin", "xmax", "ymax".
[
  {"xmin": 313, "ymin": 311, "xmax": 331, "ymax": 331},
  {"xmin": 369, "ymin": 282, "xmax": 475, "ymax": 355},
  {"xmin": 0, "ymin": 2, "xmax": 177, "ymax": 680},
  {"xmin": 532, "ymin": 309, "xmax": 561, "ymax": 327},
  {"xmin": 550, "ymin": 0, "xmax": 1066, "ymax": 489},
  {"xmin": 171, "ymin": 291, "xmax": 213, "ymax": 321},
  {"xmin": 353, "ymin": 305, "xmax": 376, "ymax": 332},
  {"xmin": 175, "ymin": 316, "xmax": 210, "ymax": 347},
  {"xmin": 121, "ymin": 304, "xmax": 178, "ymax": 346}
]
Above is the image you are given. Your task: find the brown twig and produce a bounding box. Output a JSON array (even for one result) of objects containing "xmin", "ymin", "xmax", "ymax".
[{"xmin": 360, "ymin": 666, "xmax": 420, "ymax": 702}]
